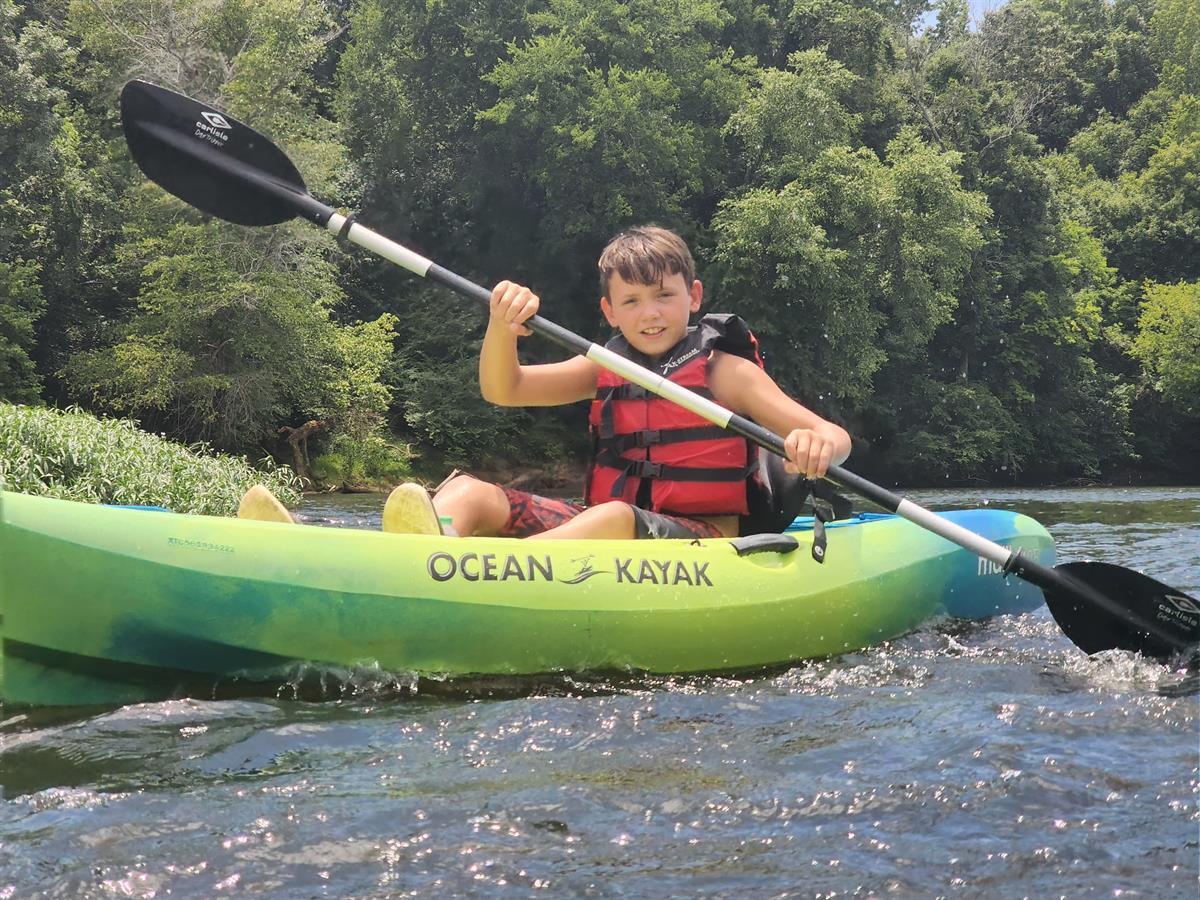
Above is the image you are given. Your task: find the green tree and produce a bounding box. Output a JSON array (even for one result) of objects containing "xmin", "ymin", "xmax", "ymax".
[
  {"xmin": 723, "ymin": 50, "xmax": 862, "ymax": 188},
  {"xmin": 0, "ymin": 260, "xmax": 44, "ymax": 402},
  {"xmin": 710, "ymin": 127, "xmax": 987, "ymax": 421},
  {"xmin": 64, "ymin": 222, "xmax": 350, "ymax": 451},
  {"xmin": 387, "ymin": 286, "xmax": 578, "ymax": 468},
  {"xmin": 333, "ymin": 0, "xmax": 586, "ymax": 469},
  {"xmin": 1107, "ymin": 95, "xmax": 1200, "ymax": 283},
  {"xmin": 888, "ymin": 379, "xmax": 1026, "ymax": 482},
  {"xmin": 887, "ymin": 3, "xmax": 1150, "ymax": 482},
  {"xmin": 973, "ymin": 0, "xmax": 1157, "ymax": 152},
  {"xmin": 334, "ymin": 0, "xmax": 532, "ymax": 256},
  {"xmin": 1133, "ymin": 280, "xmax": 1200, "ymax": 416},
  {"xmin": 1061, "ymin": 91, "xmax": 1200, "ymax": 286},
  {"xmin": 1152, "ymin": 0, "xmax": 1200, "ymax": 95},
  {"xmin": 4, "ymin": 0, "xmax": 1193, "ymax": 486},
  {"xmin": 779, "ymin": 0, "xmax": 927, "ymax": 76},
  {"xmin": 57, "ymin": 0, "xmax": 403, "ymax": 462},
  {"xmin": 0, "ymin": 1, "xmax": 64, "ymax": 400},
  {"xmin": 335, "ymin": 0, "xmax": 764, "ymax": 467},
  {"xmin": 480, "ymin": 0, "xmax": 755, "ymax": 265}
]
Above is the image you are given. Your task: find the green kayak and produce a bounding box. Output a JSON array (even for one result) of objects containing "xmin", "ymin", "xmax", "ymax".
[{"xmin": 0, "ymin": 490, "xmax": 1054, "ymax": 707}]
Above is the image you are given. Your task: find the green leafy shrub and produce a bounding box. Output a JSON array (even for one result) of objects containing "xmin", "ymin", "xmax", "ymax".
[
  {"xmin": 0, "ymin": 403, "xmax": 302, "ymax": 514},
  {"xmin": 311, "ymin": 432, "xmax": 411, "ymax": 490}
]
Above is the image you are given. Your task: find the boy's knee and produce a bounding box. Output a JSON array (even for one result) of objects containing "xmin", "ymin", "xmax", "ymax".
[
  {"xmin": 435, "ymin": 474, "xmax": 510, "ymax": 522},
  {"xmin": 583, "ymin": 501, "xmax": 635, "ymax": 528},
  {"xmin": 435, "ymin": 473, "xmax": 483, "ymax": 500}
]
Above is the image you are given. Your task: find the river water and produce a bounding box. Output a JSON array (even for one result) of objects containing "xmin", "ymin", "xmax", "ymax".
[{"xmin": 1, "ymin": 487, "xmax": 1197, "ymax": 897}]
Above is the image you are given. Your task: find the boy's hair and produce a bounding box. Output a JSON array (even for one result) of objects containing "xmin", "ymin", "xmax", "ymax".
[{"xmin": 598, "ymin": 226, "xmax": 695, "ymax": 295}]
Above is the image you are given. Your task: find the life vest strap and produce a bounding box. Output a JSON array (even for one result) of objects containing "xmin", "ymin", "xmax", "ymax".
[
  {"xmin": 595, "ymin": 383, "xmax": 715, "ymax": 403},
  {"xmin": 599, "ymin": 449, "xmax": 756, "ymax": 497},
  {"xmin": 595, "ymin": 424, "xmax": 731, "ymax": 452}
]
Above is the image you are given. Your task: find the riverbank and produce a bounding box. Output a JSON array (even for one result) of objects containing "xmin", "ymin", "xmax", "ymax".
[
  {"xmin": 4, "ymin": 404, "xmax": 1192, "ymax": 510},
  {"xmin": 0, "ymin": 404, "xmax": 302, "ymax": 514}
]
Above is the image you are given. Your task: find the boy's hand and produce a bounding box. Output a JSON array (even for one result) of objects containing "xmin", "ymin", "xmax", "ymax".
[
  {"xmin": 783, "ymin": 428, "xmax": 838, "ymax": 480},
  {"xmin": 491, "ymin": 281, "xmax": 539, "ymax": 337}
]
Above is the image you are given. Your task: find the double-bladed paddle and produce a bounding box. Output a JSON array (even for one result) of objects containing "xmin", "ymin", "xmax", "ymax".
[{"xmin": 119, "ymin": 79, "xmax": 1200, "ymax": 663}]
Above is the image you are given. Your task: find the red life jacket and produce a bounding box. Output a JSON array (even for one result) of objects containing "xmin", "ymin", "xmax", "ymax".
[{"xmin": 586, "ymin": 314, "xmax": 764, "ymax": 517}]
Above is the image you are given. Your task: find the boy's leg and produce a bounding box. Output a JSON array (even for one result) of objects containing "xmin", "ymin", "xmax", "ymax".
[
  {"xmin": 627, "ymin": 508, "xmax": 728, "ymax": 540},
  {"xmin": 531, "ymin": 505, "xmax": 725, "ymax": 540},
  {"xmin": 433, "ymin": 474, "xmax": 516, "ymax": 537},
  {"xmin": 527, "ymin": 501, "xmax": 636, "ymax": 540}
]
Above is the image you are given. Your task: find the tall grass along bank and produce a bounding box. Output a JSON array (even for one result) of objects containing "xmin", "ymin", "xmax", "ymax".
[{"xmin": 0, "ymin": 404, "xmax": 301, "ymax": 515}]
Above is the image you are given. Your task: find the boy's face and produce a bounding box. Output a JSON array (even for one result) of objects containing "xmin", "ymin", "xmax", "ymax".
[{"xmin": 600, "ymin": 271, "xmax": 702, "ymax": 358}]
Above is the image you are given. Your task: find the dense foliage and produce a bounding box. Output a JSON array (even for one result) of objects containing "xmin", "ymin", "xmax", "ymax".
[
  {"xmin": 1, "ymin": 0, "xmax": 1196, "ymax": 486},
  {"xmin": 0, "ymin": 402, "xmax": 302, "ymax": 512}
]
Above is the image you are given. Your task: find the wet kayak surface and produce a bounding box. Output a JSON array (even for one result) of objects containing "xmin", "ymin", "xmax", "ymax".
[{"xmin": 2, "ymin": 487, "xmax": 1197, "ymax": 896}]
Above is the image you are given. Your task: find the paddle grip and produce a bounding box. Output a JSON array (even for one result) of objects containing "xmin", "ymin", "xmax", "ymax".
[
  {"xmin": 722, "ymin": 416, "xmax": 905, "ymax": 514},
  {"xmin": 426, "ymin": 264, "xmax": 599, "ymax": 358}
]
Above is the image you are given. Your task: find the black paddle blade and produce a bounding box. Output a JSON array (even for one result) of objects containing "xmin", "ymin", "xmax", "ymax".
[
  {"xmin": 1043, "ymin": 561, "xmax": 1200, "ymax": 661},
  {"xmin": 120, "ymin": 80, "xmax": 326, "ymax": 227}
]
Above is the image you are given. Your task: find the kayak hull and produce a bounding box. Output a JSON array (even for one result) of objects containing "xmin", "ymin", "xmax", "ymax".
[{"xmin": 0, "ymin": 490, "xmax": 1054, "ymax": 707}]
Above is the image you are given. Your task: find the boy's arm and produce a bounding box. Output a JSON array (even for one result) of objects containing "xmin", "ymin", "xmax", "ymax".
[
  {"xmin": 480, "ymin": 281, "xmax": 599, "ymax": 407},
  {"xmin": 707, "ymin": 351, "xmax": 851, "ymax": 480}
]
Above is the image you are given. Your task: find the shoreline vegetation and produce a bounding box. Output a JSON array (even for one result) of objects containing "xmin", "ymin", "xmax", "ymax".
[
  {"xmin": 1, "ymin": 0, "xmax": 1197, "ymax": 490},
  {"xmin": 1, "ymin": 405, "xmax": 1189, "ymax": 516},
  {"xmin": 0, "ymin": 404, "xmax": 302, "ymax": 515}
]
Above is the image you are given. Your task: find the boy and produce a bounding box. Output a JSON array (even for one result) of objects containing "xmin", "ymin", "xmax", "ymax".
[{"xmin": 379, "ymin": 225, "xmax": 851, "ymax": 540}]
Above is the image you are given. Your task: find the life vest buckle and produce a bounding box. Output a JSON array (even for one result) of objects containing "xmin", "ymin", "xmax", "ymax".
[
  {"xmin": 638, "ymin": 460, "xmax": 664, "ymax": 478},
  {"xmin": 633, "ymin": 429, "xmax": 661, "ymax": 448}
]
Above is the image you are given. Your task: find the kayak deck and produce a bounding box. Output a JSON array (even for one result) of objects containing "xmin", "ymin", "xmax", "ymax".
[{"xmin": 0, "ymin": 491, "xmax": 1054, "ymax": 707}]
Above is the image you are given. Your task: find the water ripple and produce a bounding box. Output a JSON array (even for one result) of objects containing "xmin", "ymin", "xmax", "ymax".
[{"xmin": 2, "ymin": 487, "xmax": 1198, "ymax": 897}]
